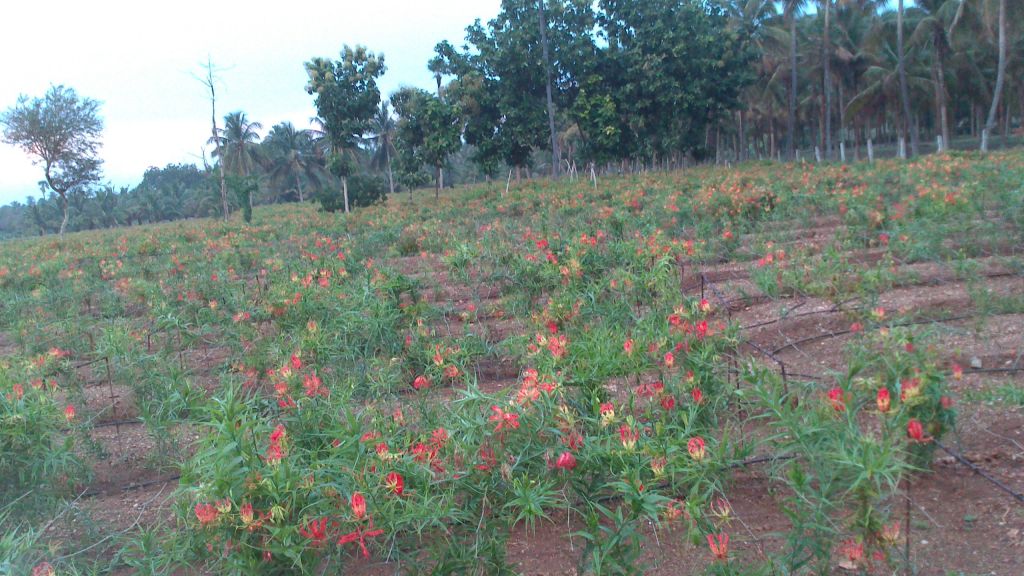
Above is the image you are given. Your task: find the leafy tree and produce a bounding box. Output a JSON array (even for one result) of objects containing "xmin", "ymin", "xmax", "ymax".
[
  {"xmin": 599, "ymin": 0, "xmax": 755, "ymax": 162},
  {"xmin": 433, "ymin": 3, "xmax": 553, "ymax": 178},
  {"xmin": 1, "ymin": 85, "xmax": 103, "ymax": 238},
  {"xmin": 391, "ymin": 87, "xmax": 462, "ymax": 198},
  {"xmin": 228, "ymin": 175, "xmax": 257, "ymax": 223},
  {"xmin": 305, "ymin": 45, "xmax": 387, "ymax": 213}
]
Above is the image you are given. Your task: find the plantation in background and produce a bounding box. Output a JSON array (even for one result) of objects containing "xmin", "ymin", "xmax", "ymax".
[{"xmin": 1, "ymin": 150, "xmax": 1022, "ymax": 575}]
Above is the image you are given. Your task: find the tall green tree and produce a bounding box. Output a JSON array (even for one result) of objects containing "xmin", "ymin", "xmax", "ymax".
[
  {"xmin": 392, "ymin": 87, "xmax": 462, "ymax": 198},
  {"xmin": 599, "ymin": 0, "xmax": 754, "ymax": 162},
  {"xmin": 1, "ymin": 85, "xmax": 103, "ymax": 238},
  {"xmin": 305, "ymin": 45, "xmax": 386, "ymax": 213}
]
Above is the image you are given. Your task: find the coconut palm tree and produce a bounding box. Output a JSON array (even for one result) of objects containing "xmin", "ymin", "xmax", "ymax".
[
  {"xmin": 846, "ymin": 16, "xmax": 932, "ymax": 147},
  {"xmin": 213, "ymin": 112, "xmax": 263, "ymax": 177},
  {"xmin": 210, "ymin": 111, "xmax": 263, "ymax": 213},
  {"xmin": 909, "ymin": 0, "xmax": 965, "ymax": 150},
  {"xmin": 262, "ymin": 122, "xmax": 323, "ymax": 202},
  {"xmin": 832, "ymin": 1, "xmax": 878, "ymax": 156},
  {"xmin": 981, "ymin": 0, "xmax": 1006, "ymax": 151},
  {"xmin": 782, "ymin": 0, "xmax": 809, "ymax": 159},
  {"xmin": 367, "ymin": 103, "xmax": 397, "ymax": 194}
]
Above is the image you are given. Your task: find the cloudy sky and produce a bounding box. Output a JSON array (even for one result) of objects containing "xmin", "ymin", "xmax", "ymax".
[{"xmin": 0, "ymin": 1, "xmax": 501, "ymax": 206}]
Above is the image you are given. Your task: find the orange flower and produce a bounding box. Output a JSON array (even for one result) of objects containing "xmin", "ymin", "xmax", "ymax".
[
  {"xmin": 619, "ymin": 424, "xmax": 639, "ymax": 450},
  {"xmin": 240, "ymin": 502, "xmax": 255, "ymax": 525},
  {"xmin": 299, "ymin": 517, "xmax": 331, "ymax": 547},
  {"xmin": 707, "ymin": 532, "xmax": 729, "ymax": 561},
  {"xmin": 688, "ymin": 437, "xmax": 706, "ymax": 461},
  {"xmin": 876, "ymin": 388, "xmax": 891, "ymax": 413},
  {"xmin": 351, "ymin": 492, "xmax": 367, "ymax": 519},
  {"xmin": 412, "ymin": 375, "xmax": 430, "ymax": 390},
  {"xmin": 64, "ymin": 404, "xmax": 76, "ymax": 422},
  {"xmin": 489, "ymin": 405, "xmax": 521, "ymax": 433},
  {"xmin": 951, "ymin": 363, "xmax": 963, "ymax": 381},
  {"xmin": 194, "ymin": 503, "xmax": 219, "ymax": 526},
  {"xmin": 650, "ymin": 456, "xmax": 667, "ymax": 477},
  {"xmin": 880, "ymin": 521, "xmax": 901, "ymax": 545}
]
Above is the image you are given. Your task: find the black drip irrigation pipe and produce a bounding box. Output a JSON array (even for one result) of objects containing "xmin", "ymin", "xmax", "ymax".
[
  {"xmin": 935, "ymin": 440, "xmax": 1024, "ymax": 505},
  {"xmin": 691, "ymin": 259, "xmax": 1024, "ymax": 508}
]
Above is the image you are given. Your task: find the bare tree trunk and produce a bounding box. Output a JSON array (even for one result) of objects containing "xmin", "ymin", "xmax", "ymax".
[
  {"xmin": 538, "ymin": 0, "xmax": 560, "ymax": 178},
  {"xmin": 933, "ymin": 32, "xmax": 951, "ymax": 151},
  {"xmin": 838, "ymin": 79, "xmax": 845, "ymax": 154},
  {"xmin": 823, "ymin": 0, "xmax": 832, "ymax": 160},
  {"xmin": 738, "ymin": 110, "xmax": 746, "ymax": 162},
  {"xmin": 385, "ymin": 145, "xmax": 395, "ymax": 195},
  {"xmin": 897, "ymin": 0, "xmax": 917, "ymax": 157},
  {"xmin": 295, "ymin": 173, "xmax": 304, "ymax": 203},
  {"xmin": 200, "ymin": 59, "xmax": 229, "ymax": 220},
  {"xmin": 342, "ymin": 176, "xmax": 349, "ymax": 213},
  {"xmin": 787, "ymin": 5, "xmax": 798, "ymax": 160},
  {"xmin": 982, "ymin": 0, "xmax": 1007, "ymax": 152},
  {"xmin": 59, "ymin": 193, "xmax": 69, "ymax": 238}
]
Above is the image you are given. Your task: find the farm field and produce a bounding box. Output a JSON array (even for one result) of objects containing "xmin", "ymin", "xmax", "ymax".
[{"xmin": 2, "ymin": 151, "xmax": 1023, "ymax": 575}]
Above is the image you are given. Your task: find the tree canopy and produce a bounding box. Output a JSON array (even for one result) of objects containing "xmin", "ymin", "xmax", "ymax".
[{"xmin": 1, "ymin": 85, "xmax": 103, "ymax": 237}]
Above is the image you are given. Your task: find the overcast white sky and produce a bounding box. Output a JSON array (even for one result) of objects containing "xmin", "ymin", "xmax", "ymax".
[{"xmin": 0, "ymin": 0, "xmax": 501, "ymax": 206}]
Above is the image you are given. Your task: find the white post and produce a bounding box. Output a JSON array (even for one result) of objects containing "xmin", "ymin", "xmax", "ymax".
[
  {"xmin": 898, "ymin": 137, "xmax": 906, "ymax": 159},
  {"xmin": 936, "ymin": 135, "xmax": 944, "ymax": 153},
  {"xmin": 839, "ymin": 142, "xmax": 846, "ymax": 163},
  {"xmin": 814, "ymin": 146, "xmax": 822, "ymax": 163},
  {"xmin": 867, "ymin": 138, "xmax": 874, "ymax": 162}
]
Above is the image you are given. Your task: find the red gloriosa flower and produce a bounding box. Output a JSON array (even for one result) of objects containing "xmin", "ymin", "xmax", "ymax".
[
  {"xmin": 554, "ymin": 451, "xmax": 577, "ymax": 471},
  {"xmin": 385, "ymin": 471, "xmax": 404, "ymax": 496},
  {"xmin": 707, "ymin": 533, "xmax": 729, "ymax": 561}
]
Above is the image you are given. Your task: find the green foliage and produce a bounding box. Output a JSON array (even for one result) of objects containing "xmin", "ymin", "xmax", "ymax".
[
  {"xmin": 228, "ymin": 175, "xmax": 258, "ymax": 223},
  {"xmin": 316, "ymin": 171, "xmax": 387, "ymax": 212},
  {"xmin": 3, "ymin": 149, "xmax": 1022, "ymax": 574},
  {"xmin": 391, "ymin": 88, "xmax": 462, "ymax": 191},
  {"xmin": 305, "ymin": 45, "xmax": 386, "ymax": 157},
  {"xmin": 0, "ymin": 359, "xmax": 89, "ymax": 512}
]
